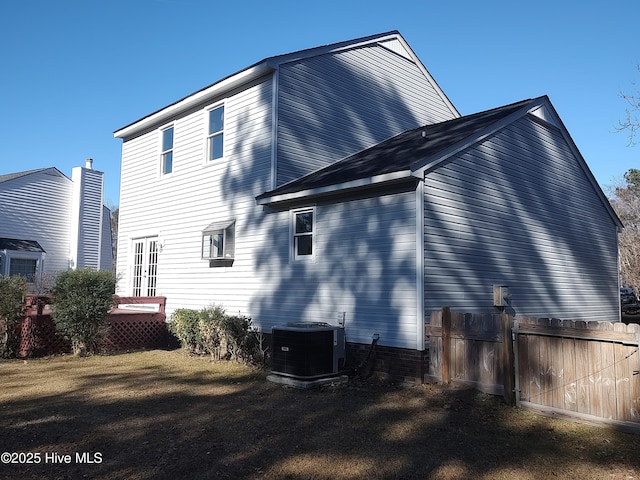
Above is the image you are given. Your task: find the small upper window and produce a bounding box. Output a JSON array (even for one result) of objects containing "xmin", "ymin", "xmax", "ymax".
[
  {"xmin": 207, "ymin": 105, "xmax": 224, "ymax": 161},
  {"xmin": 161, "ymin": 126, "xmax": 174, "ymax": 174},
  {"xmin": 292, "ymin": 208, "xmax": 314, "ymax": 260}
]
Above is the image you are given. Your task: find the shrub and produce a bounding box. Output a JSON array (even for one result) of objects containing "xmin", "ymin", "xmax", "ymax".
[
  {"xmin": 169, "ymin": 304, "xmax": 267, "ymax": 366},
  {"xmin": 52, "ymin": 269, "xmax": 116, "ymax": 356},
  {"xmin": 220, "ymin": 313, "xmax": 256, "ymax": 363},
  {"xmin": 169, "ymin": 309, "xmax": 203, "ymax": 355},
  {"xmin": 199, "ymin": 304, "xmax": 226, "ymax": 359},
  {"xmin": 0, "ymin": 276, "xmax": 27, "ymax": 358}
]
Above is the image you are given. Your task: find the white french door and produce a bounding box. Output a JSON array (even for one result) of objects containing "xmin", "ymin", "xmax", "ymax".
[{"xmin": 131, "ymin": 237, "xmax": 158, "ymax": 297}]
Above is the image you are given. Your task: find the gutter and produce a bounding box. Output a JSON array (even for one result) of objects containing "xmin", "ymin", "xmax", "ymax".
[
  {"xmin": 256, "ymin": 170, "xmax": 414, "ymax": 206},
  {"xmin": 114, "ymin": 63, "xmax": 275, "ymax": 139}
]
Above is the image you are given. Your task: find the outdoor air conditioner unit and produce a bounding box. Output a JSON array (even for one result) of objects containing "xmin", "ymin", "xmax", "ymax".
[{"xmin": 271, "ymin": 322, "xmax": 345, "ymax": 379}]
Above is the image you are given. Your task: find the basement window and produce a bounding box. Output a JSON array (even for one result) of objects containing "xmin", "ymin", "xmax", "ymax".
[{"xmin": 202, "ymin": 220, "xmax": 235, "ymax": 267}]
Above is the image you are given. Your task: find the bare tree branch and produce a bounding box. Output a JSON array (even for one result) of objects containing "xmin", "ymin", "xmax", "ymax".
[{"xmin": 617, "ymin": 65, "xmax": 640, "ymax": 146}]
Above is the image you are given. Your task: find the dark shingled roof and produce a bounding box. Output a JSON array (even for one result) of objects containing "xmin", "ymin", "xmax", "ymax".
[
  {"xmin": 0, "ymin": 238, "xmax": 46, "ymax": 253},
  {"xmin": 0, "ymin": 168, "xmax": 47, "ymax": 184},
  {"xmin": 257, "ymin": 97, "xmax": 537, "ymax": 201},
  {"xmin": 0, "ymin": 167, "xmax": 67, "ymax": 184}
]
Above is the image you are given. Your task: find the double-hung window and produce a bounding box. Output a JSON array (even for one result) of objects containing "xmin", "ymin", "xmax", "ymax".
[
  {"xmin": 207, "ymin": 105, "xmax": 224, "ymax": 161},
  {"xmin": 202, "ymin": 220, "xmax": 235, "ymax": 267},
  {"xmin": 292, "ymin": 208, "xmax": 315, "ymax": 261},
  {"xmin": 161, "ymin": 126, "xmax": 174, "ymax": 175}
]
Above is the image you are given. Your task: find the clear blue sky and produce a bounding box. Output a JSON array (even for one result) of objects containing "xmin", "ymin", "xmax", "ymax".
[{"xmin": 1, "ymin": 0, "xmax": 638, "ymax": 206}]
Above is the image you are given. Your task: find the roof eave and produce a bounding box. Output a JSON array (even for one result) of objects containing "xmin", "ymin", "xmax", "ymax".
[
  {"xmin": 256, "ymin": 170, "xmax": 414, "ymax": 206},
  {"xmin": 410, "ymin": 97, "xmax": 545, "ymax": 177},
  {"xmin": 114, "ymin": 63, "xmax": 275, "ymax": 139}
]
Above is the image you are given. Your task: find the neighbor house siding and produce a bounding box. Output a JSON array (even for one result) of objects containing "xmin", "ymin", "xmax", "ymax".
[
  {"xmin": 252, "ymin": 188, "xmax": 418, "ymax": 350},
  {"xmin": 423, "ymin": 114, "xmax": 619, "ymax": 321},
  {"xmin": 116, "ymin": 77, "xmax": 274, "ymax": 315},
  {"xmin": 71, "ymin": 167, "xmax": 105, "ymax": 269},
  {"xmin": 276, "ymin": 43, "xmax": 457, "ymax": 186},
  {"xmin": 0, "ymin": 169, "xmax": 72, "ymax": 273},
  {"xmin": 100, "ymin": 205, "xmax": 113, "ymax": 271}
]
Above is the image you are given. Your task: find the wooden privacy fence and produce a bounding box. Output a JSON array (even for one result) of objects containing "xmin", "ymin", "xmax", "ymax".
[{"xmin": 425, "ymin": 308, "xmax": 640, "ymax": 433}]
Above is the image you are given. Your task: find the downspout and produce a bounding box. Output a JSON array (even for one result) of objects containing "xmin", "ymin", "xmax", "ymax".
[
  {"xmin": 270, "ymin": 68, "xmax": 279, "ymax": 191},
  {"xmin": 416, "ymin": 178, "xmax": 425, "ymax": 352}
]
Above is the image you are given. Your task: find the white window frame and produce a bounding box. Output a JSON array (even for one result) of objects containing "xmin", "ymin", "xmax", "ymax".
[
  {"xmin": 160, "ymin": 124, "xmax": 174, "ymax": 176},
  {"xmin": 290, "ymin": 207, "xmax": 315, "ymax": 262},
  {"xmin": 202, "ymin": 220, "xmax": 235, "ymax": 267},
  {"xmin": 1, "ymin": 251, "xmax": 45, "ymax": 283},
  {"xmin": 205, "ymin": 102, "xmax": 225, "ymax": 163}
]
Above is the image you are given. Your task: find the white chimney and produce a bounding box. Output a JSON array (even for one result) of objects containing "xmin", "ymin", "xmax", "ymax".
[{"xmin": 85, "ymin": 158, "xmax": 93, "ymax": 169}]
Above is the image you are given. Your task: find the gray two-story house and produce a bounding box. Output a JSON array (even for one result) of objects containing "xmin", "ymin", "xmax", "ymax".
[{"xmin": 114, "ymin": 31, "xmax": 621, "ymax": 382}]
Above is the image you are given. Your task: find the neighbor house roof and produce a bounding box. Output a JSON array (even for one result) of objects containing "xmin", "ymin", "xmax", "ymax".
[
  {"xmin": 256, "ymin": 97, "xmax": 538, "ymax": 204},
  {"xmin": 0, "ymin": 167, "xmax": 67, "ymax": 184},
  {"xmin": 0, "ymin": 238, "xmax": 46, "ymax": 253}
]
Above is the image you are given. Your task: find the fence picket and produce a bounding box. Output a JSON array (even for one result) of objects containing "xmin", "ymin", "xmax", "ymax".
[{"xmin": 425, "ymin": 309, "xmax": 640, "ymax": 431}]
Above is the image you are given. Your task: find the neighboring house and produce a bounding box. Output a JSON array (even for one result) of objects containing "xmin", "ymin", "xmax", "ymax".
[
  {"xmin": 114, "ymin": 31, "xmax": 621, "ymax": 381},
  {"xmin": 0, "ymin": 159, "xmax": 113, "ymax": 288}
]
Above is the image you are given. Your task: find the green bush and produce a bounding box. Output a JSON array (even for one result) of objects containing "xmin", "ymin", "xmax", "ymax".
[
  {"xmin": 169, "ymin": 309, "xmax": 203, "ymax": 355},
  {"xmin": 199, "ymin": 304, "xmax": 226, "ymax": 359},
  {"xmin": 0, "ymin": 276, "xmax": 27, "ymax": 358},
  {"xmin": 52, "ymin": 269, "xmax": 116, "ymax": 356},
  {"xmin": 169, "ymin": 304, "xmax": 266, "ymax": 365}
]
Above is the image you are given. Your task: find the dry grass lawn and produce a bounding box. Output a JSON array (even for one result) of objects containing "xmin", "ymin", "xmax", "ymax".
[{"xmin": 1, "ymin": 350, "xmax": 639, "ymax": 480}]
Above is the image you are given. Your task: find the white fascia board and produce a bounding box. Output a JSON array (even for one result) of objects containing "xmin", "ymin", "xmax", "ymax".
[
  {"xmin": 257, "ymin": 170, "xmax": 412, "ymax": 205},
  {"xmin": 114, "ymin": 63, "xmax": 274, "ymax": 139},
  {"xmin": 267, "ymin": 31, "xmax": 403, "ymax": 68}
]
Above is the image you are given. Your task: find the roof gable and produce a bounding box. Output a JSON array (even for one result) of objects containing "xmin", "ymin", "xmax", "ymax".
[
  {"xmin": 0, "ymin": 167, "xmax": 68, "ymax": 185},
  {"xmin": 257, "ymin": 98, "xmax": 538, "ymax": 203},
  {"xmin": 114, "ymin": 31, "xmax": 457, "ymax": 139},
  {"xmin": 256, "ymin": 95, "xmax": 621, "ymax": 229}
]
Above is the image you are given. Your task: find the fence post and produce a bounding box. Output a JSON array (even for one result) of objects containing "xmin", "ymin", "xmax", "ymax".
[
  {"xmin": 501, "ymin": 313, "xmax": 515, "ymax": 406},
  {"xmin": 442, "ymin": 307, "xmax": 451, "ymax": 384}
]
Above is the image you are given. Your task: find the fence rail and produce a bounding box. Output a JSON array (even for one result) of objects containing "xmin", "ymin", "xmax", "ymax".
[
  {"xmin": 18, "ymin": 295, "xmax": 169, "ymax": 358},
  {"xmin": 426, "ymin": 308, "xmax": 640, "ymax": 433}
]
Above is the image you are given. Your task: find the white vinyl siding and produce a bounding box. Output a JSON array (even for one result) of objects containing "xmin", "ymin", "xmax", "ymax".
[
  {"xmin": 116, "ymin": 76, "xmax": 274, "ymax": 311},
  {"xmin": 276, "ymin": 43, "xmax": 458, "ymax": 186},
  {"xmin": 0, "ymin": 169, "xmax": 73, "ymax": 273},
  {"xmin": 71, "ymin": 167, "xmax": 105, "ymax": 270},
  {"xmin": 253, "ymin": 190, "xmax": 418, "ymax": 349},
  {"xmin": 423, "ymin": 115, "xmax": 619, "ymax": 321}
]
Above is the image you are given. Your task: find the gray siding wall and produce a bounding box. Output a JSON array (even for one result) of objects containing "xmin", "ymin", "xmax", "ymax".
[
  {"xmin": 0, "ymin": 169, "xmax": 72, "ymax": 273},
  {"xmin": 423, "ymin": 115, "xmax": 619, "ymax": 321},
  {"xmin": 276, "ymin": 43, "xmax": 457, "ymax": 186},
  {"xmin": 72, "ymin": 167, "xmax": 105, "ymax": 269},
  {"xmin": 252, "ymin": 188, "xmax": 419, "ymax": 350}
]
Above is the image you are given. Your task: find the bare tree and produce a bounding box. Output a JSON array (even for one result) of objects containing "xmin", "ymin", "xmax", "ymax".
[
  {"xmin": 609, "ymin": 169, "xmax": 640, "ymax": 292},
  {"xmin": 618, "ymin": 65, "xmax": 640, "ymax": 145}
]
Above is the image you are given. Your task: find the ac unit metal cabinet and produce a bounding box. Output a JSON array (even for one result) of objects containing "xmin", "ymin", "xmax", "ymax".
[{"xmin": 271, "ymin": 322, "xmax": 345, "ymax": 379}]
